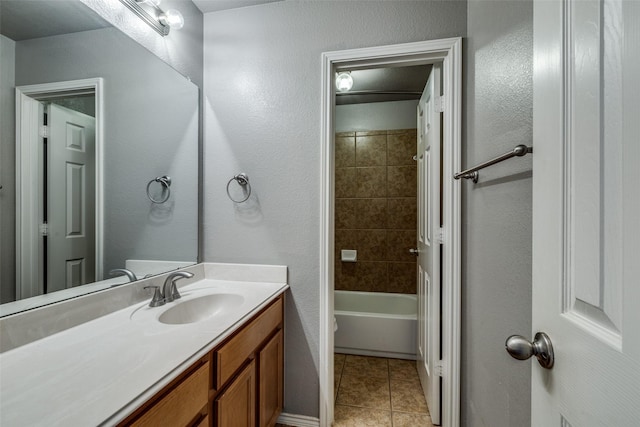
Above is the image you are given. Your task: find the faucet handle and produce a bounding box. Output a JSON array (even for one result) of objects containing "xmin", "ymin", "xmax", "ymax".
[{"xmin": 143, "ymin": 286, "xmax": 165, "ymax": 307}]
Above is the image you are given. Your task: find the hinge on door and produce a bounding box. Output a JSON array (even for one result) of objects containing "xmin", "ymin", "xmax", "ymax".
[
  {"xmin": 435, "ymin": 360, "xmax": 445, "ymax": 377},
  {"xmin": 39, "ymin": 125, "xmax": 49, "ymax": 138},
  {"xmin": 39, "ymin": 222, "xmax": 48, "ymax": 236},
  {"xmin": 436, "ymin": 227, "xmax": 445, "ymax": 244},
  {"xmin": 435, "ymin": 96, "xmax": 445, "ymax": 113}
]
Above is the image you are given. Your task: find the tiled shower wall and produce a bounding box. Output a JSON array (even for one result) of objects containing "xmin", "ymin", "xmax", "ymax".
[{"xmin": 334, "ymin": 129, "xmax": 417, "ymax": 294}]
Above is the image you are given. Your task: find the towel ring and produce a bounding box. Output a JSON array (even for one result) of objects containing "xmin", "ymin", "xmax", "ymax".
[
  {"xmin": 226, "ymin": 173, "xmax": 251, "ymax": 203},
  {"xmin": 146, "ymin": 175, "xmax": 171, "ymax": 204}
]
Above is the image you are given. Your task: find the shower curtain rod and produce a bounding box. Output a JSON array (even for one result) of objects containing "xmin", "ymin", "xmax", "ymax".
[{"xmin": 454, "ymin": 144, "xmax": 533, "ymax": 183}]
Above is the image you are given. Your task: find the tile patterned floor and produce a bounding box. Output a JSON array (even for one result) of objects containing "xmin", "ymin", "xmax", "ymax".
[
  {"xmin": 333, "ymin": 354, "xmax": 435, "ymax": 427},
  {"xmin": 276, "ymin": 354, "xmax": 434, "ymax": 427}
]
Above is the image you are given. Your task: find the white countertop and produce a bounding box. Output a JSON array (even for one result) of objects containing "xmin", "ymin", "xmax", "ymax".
[{"xmin": 0, "ymin": 263, "xmax": 288, "ymax": 426}]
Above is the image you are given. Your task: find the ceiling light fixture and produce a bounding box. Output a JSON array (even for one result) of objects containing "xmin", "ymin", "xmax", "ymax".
[
  {"xmin": 335, "ymin": 72, "xmax": 354, "ymax": 92},
  {"xmin": 119, "ymin": 0, "xmax": 184, "ymax": 36}
]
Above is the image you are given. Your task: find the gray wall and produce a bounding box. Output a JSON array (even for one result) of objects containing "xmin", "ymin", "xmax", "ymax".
[
  {"xmin": 462, "ymin": 0, "xmax": 532, "ymax": 426},
  {"xmin": 0, "ymin": 35, "xmax": 16, "ymax": 303},
  {"xmin": 15, "ymin": 27, "xmax": 198, "ymax": 275},
  {"xmin": 335, "ymin": 100, "xmax": 419, "ymax": 133},
  {"xmin": 81, "ymin": 0, "xmax": 204, "ymax": 88},
  {"xmin": 202, "ymin": 1, "xmax": 467, "ymax": 417}
]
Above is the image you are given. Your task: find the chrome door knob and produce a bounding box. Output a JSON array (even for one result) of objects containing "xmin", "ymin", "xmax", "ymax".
[
  {"xmin": 409, "ymin": 248, "xmax": 419, "ymax": 256},
  {"xmin": 505, "ymin": 332, "xmax": 554, "ymax": 369}
]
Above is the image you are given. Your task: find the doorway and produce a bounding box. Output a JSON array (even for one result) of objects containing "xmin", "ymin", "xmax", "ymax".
[
  {"xmin": 320, "ymin": 38, "xmax": 462, "ymax": 427},
  {"xmin": 15, "ymin": 78, "xmax": 104, "ymax": 300}
]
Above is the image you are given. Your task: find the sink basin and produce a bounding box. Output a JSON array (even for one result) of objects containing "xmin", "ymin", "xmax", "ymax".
[{"xmin": 157, "ymin": 293, "xmax": 244, "ymax": 325}]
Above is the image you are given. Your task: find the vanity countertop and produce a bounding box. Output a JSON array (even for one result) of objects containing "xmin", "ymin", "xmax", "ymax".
[{"xmin": 0, "ymin": 263, "xmax": 288, "ymax": 426}]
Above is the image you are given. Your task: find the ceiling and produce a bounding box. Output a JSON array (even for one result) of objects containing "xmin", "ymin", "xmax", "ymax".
[
  {"xmin": 192, "ymin": 0, "xmax": 282, "ymax": 13},
  {"xmin": 336, "ymin": 65, "xmax": 431, "ymax": 105},
  {"xmin": 0, "ymin": 1, "xmax": 111, "ymax": 41}
]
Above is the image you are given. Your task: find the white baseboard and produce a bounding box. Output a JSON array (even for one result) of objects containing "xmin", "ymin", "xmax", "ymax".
[{"xmin": 277, "ymin": 412, "xmax": 320, "ymax": 427}]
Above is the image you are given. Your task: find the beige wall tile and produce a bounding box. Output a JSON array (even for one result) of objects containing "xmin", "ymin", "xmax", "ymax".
[
  {"xmin": 356, "ymin": 229, "xmax": 387, "ymax": 261},
  {"xmin": 356, "ymin": 167, "xmax": 387, "ymax": 198},
  {"xmin": 387, "ymin": 198, "xmax": 417, "ymax": 230},
  {"xmin": 386, "ymin": 230, "xmax": 416, "ymax": 262},
  {"xmin": 356, "ymin": 135, "xmax": 387, "ymax": 166},
  {"xmin": 388, "ymin": 262, "xmax": 416, "ymax": 293},
  {"xmin": 387, "ymin": 166, "xmax": 417, "ymax": 197},
  {"xmin": 336, "ymin": 167, "xmax": 357, "ymax": 198},
  {"xmin": 336, "ymin": 136, "xmax": 356, "ymax": 168},
  {"xmin": 336, "ymin": 198, "xmax": 358, "ymax": 229},
  {"xmin": 356, "ymin": 261, "xmax": 387, "ymax": 292},
  {"xmin": 357, "ymin": 198, "xmax": 387, "ymax": 229},
  {"xmin": 335, "ymin": 262, "xmax": 357, "ymax": 291},
  {"xmin": 387, "ymin": 132, "xmax": 417, "ymax": 166}
]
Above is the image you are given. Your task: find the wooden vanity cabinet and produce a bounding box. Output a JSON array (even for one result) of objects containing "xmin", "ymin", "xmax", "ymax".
[{"xmin": 118, "ymin": 294, "xmax": 283, "ymax": 427}]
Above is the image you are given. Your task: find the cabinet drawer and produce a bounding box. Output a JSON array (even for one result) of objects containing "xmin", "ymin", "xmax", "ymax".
[
  {"xmin": 214, "ymin": 297, "xmax": 282, "ymax": 389},
  {"xmin": 131, "ymin": 362, "xmax": 209, "ymax": 427}
]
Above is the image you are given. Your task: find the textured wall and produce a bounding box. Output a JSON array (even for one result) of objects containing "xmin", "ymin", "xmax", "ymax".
[
  {"xmin": 202, "ymin": 0, "xmax": 466, "ymax": 418},
  {"xmin": 80, "ymin": 0, "xmax": 204, "ymax": 87},
  {"xmin": 0, "ymin": 35, "xmax": 16, "ymax": 303},
  {"xmin": 334, "ymin": 129, "xmax": 417, "ymax": 294},
  {"xmin": 335, "ymin": 100, "xmax": 419, "ymax": 133},
  {"xmin": 462, "ymin": 0, "xmax": 533, "ymax": 426}
]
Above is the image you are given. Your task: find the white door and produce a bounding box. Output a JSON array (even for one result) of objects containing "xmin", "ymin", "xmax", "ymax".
[
  {"xmin": 46, "ymin": 103, "xmax": 96, "ymax": 291},
  {"xmin": 416, "ymin": 64, "xmax": 442, "ymax": 425},
  {"xmin": 530, "ymin": 0, "xmax": 640, "ymax": 425}
]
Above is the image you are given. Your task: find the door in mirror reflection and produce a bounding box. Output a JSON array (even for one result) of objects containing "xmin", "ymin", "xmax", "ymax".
[
  {"xmin": 16, "ymin": 86, "xmax": 99, "ymax": 299},
  {"xmin": 47, "ymin": 103, "xmax": 96, "ymax": 292}
]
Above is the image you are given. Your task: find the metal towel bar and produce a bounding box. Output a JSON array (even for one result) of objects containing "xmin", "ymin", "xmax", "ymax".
[{"xmin": 454, "ymin": 144, "xmax": 532, "ymax": 183}]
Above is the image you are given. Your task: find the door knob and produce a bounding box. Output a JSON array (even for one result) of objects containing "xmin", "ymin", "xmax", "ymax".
[
  {"xmin": 505, "ymin": 332, "xmax": 554, "ymax": 369},
  {"xmin": 409, "ymin": 248, "xmax": 419, "ymax": 256}
]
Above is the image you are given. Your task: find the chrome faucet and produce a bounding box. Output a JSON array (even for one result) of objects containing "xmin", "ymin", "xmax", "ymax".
[
  {"xmin": 143, "ymin": 271, "xmax": 194, "ymax": 307},
  {"xmin": 109, "ymin": 268, "xmax": 138, "ymax": 282},
  {"xmin": 162, "ymin": 271, "xmax": 194, "ymax": 303}
]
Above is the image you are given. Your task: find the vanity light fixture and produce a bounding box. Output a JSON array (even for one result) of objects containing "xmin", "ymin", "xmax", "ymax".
[
  {"xmin": 119, "ymin": 0, "xmax": 184, "ymax": 36},
  {"xmin": 335, "ymin": 71, "xmax": 354, "ymax": 92}
]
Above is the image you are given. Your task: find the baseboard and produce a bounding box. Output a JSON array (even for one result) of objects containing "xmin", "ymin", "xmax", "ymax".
[
  {"xmin": 334, "ymin": 347, "xmax": 417, "ymax": 360},
  {"xmin": 277, "ymin": 412, "xmax": 320, "ymax": 427}
]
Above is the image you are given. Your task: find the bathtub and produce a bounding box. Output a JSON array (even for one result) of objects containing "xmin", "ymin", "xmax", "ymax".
[{"xmin": 334, "ymin": 290, "xmax": 417, "ymax": 360}]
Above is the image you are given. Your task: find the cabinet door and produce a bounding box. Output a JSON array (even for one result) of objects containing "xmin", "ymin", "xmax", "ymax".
[
  {"xmin": 259, "ymin": 330, "xmax": 283, "ymax": 427},
  {"xmin": 214, "ymin": 360, "xmax": 256, "ymax": 427},
  {"xmin": 130, "ymin": 362, "xmax": 209, "ymax": 427}
]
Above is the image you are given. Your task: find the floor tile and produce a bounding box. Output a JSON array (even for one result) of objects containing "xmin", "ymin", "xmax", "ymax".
[
  {"xmin": 391, "ymin": 411, "xmax": 434, "ymax": 427},
  {"xmin": 343, "ymin": 355, "xmax": 389, "ymax": 378},
  {"xmin": 390, "ymin": 377, "xmax": 429, "ymax": 414},
  {"xmin": 388, "ymin": 359, "xmax": 418, "ymax": 381},
  {"xmin": 334, "ymin": 405, "xmax": 392, "ymax": 427},
  {"xmin": 337, "ymin": 374, "xmax": 391, "ymax": 409},
  {"xmin": 335, "ymin": 353, "xmax": 346, "ymax": 375}
]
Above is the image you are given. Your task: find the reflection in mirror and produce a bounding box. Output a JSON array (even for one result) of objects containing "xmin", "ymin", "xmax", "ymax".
[{"xmin": 0, "ymin": 0, "xmax": 198, "ymax": 316}]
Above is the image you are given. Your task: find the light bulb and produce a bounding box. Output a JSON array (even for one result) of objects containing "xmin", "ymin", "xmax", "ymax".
[
  {"xmin": 335, "ymin": 72, "xmax": 353, "ymax": 92},
  {"xmin": 159, "ymin": 9, "xmax": 184, "ymax": 30}
]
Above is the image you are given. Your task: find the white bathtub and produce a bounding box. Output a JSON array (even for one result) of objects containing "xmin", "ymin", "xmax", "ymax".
[{"xmin": 334, "ymin": 290, "xmax": 417, "ymax": 360}]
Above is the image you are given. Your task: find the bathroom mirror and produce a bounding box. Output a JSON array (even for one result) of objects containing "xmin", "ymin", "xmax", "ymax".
[{"xmin": 0, "ymin": 0, "xmax": 199, "ymax": 316}]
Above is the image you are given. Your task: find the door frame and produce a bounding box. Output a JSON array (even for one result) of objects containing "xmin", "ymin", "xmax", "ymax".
[
  {"xmin": 319, "ymin": 38, "xmax": 462, "ymax": 426},
  {"xmin": 15, "ymin": 78, "xmax": 104, "ymax": 299}
]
